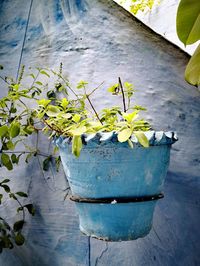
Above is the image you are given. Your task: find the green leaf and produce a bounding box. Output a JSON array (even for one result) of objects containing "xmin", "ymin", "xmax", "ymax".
[
  {"xmin": 12, "ymin": 84, "xmax": 20, "ymax": 91},
  {"xmin": 185, "ymin": 44, "xmax": 200, "ymax": 86},
  {"xmin": 29, "ymin": 73, "xmax": 35, "ymax": 79},
  {"xmin": 47, "ymin": 90, "xmax": 56, "ymax": 99},
  {"xmin": 40, "ymin": 70, "xmax": 50, "ymax": 77},
  {"xmin": 0, "ymin": 194, "xmax": 3, "ymax": 204},
  {"xmin": 37, "ymin": 99, "xmax": 51, "ymax": 107},
  {"xmin": 0, "ymin": 184, "xmax": 10, "ymax": 193},
  {"xmin": 14, "ymin": 233, "xmax": 25, "ymax": 246},
  {"xmin": 10, "ymin": 122, "xmax": 20, "ymax": 138},
  {"xmin": 118, "ymin": 128, "xmax": 132, "ymax": 142},
  {"xmin": 0, "ymin": 125, "xmax": 8, "ymax": 137},
  {"xmin": 127, "ymin": 139, "xmax": 134, "ymax": 149},
  {"xmin": 122, "ymin": 111, "xmax": 138, "ymax": 123},
  {"xmin": 72, "ymin": 135, "xmax": 82, "ymax": 157},
  {"xmin": 42, "ymin": 156, "xmax": 52, "ymax": 171},
  {"xmin": 9, "ymin": 193, "xmax": 17, "ymax": 200},
  {"xmin": 11, "ymin": 153, "xmax": 20, "ymax": 164},
  {"xmin": 107, "ymin": 84, "xmax": 119, "ymax": 94},
  {"xmin": 77, "ymin": 80, "xmax": 88, "ymax": 89},
  {"xmin": 176, "ymin": 0, "xmax": 200, "ymax": 45},
  {"xmin": 24, "ymin": 204, "xmax": 35, "ymax": 215},
  {"xmin": 134, "ymin": 131, "xmax": 149, "ymax": 147},
  {"xmin": 61, "ymin": 98, "xmax": 69, "ymax": 109},
  {"xmin": 15, "ymin": 192, "xmax": 28, "ymax": 198},
  {"xmin": 71, "ymin": 126, "xmax": 86, "ymax": 136},
  {"xmin": 1, "ymin": 153, "xmax": 13, "ymax": 170},
  {"xmin": 46, "ymin": 105, "xmax": 60, "ymax": 117},
  {"xmin": 6, "ymin": 140, "xmax": 15, "ymax": 150},
  {"xmin": 13, "ymin": 220, "xmax": 24, "ymax": 232},
  {"xmin": 35, "ymin": 81, "xmax": 43, "ymax": 86},
  {"xmin": 60, "ymin": 113, "xmax": 72, "ymax": 119},
  {"xmin": 72, "ymin": 114, "xmax": 81, "ymax": 123},
  {"xmin": 0, "ymin": 179, "xmax": 10, "ymax": 184},
  {"xmin": 25, "ymin": 153, "xmax": 33, "ymax": 163}
]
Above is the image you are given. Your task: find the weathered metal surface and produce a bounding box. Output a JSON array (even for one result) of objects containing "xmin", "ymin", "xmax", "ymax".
[{"xmin": 0, "ymin": 0, "xmax": 199, "ymax": 265}]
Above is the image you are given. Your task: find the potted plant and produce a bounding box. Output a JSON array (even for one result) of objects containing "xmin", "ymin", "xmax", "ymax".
[{"xmin": 36, "ymin": 72, "xmax": 178, "ymax": 241}]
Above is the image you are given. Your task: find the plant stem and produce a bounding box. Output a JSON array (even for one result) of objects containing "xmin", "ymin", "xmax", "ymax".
[
  {"xmin": 88, "ymin": 81, "xmax": 104, "ymax": 97},
  {"xmin": 118, "ymin": 77, "xmax": 127, "ymax": 113},
  {"xmin": 86, "ymin": 94, "xmax": 103, "ymax": 125},
  {"xmin": 43, "ymin": 119, "xmax": 63, "ymax": 134},
  {"xmin": 0, "ymin": 75, "xmax": 9, "ymax": 85},
  {"xmin": 15, "ymin": 197, "xmax": 25, "ymax": 221}
]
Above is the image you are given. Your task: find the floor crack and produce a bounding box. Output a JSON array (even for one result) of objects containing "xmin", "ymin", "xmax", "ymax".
[{"xmin": 95, "ymin": 242, "xmax": 108, "ymax": 266}]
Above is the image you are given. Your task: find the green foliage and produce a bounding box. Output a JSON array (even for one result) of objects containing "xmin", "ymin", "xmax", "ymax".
[
  {"xmin": 176, "ymin": 0, "xmax": 200, "ymax": 86},
  {"xmin": 0, "ymin": 65, "xmax": 63, "ymax": 252},
  {"xmin": 116, "ymin": 0, "xmax": 159, "ymax": 15},
  {"xmin": 0, "ymin": 64, "xmax": 152, "ymax": 252},
  {"xmin": 35, "ymin": 73, "xmax": 151, "ymax": 156},
  {"xmin": 0, "ymin": 178, "xmax": 35, "ymax": 252},
  {"xmin": 176, "ymin": 0, "xmax": 200, "ymax": 45},
  {"xmin": 185, "ymin": 44, "xmax": 200, "ymax": 86}
]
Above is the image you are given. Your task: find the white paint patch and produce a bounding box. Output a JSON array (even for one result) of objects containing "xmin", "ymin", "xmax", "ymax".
[{"xmin": 145, "ymin": 169, "xmax": 153, "ymax": 185}]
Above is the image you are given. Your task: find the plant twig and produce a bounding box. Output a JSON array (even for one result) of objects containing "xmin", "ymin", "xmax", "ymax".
[
  {"xmin": 88, "ymin": 81, "xmax": 104, "ymax": 97},
  {"xmin": 118, "ymin": 77, "xmax": 127, "ymax": 113},
  {"xmin": 86, "ymin": 94, "xmax": 103, "ymax": 125}
]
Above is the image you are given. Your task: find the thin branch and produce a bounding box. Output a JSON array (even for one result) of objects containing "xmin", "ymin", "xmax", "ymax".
[
  {"xmin": 3, "ymin": 150, "xmax": 55, "ymax": 158},
  {"xmin": 15, "ymin": 197, "xmax": 25, "ymax": 221},
  {"xmin": 43, "ymin": 119, "xmax": 63, "ymax": 134},
  {"xmin": 0, "ymin": 75, "xmax": 9, "ymax": 85},
  {"xmin": 88, "ymin": 81, "xmax": 104, "ymax": 97},
  {"xmin": 86, "ymin": 94, "xmax": 103, "ymax": 124},
  {"xmin": 118, "ymin": 77, "xmax": 127, "ymax": 113}
]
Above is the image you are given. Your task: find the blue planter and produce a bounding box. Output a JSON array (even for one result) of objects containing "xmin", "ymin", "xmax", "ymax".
[{"xmin": 56, "ymin": 131, "xmax": 177, "ymax": 241}]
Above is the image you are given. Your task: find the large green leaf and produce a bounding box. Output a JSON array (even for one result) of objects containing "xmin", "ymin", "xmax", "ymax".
[
  {"xmin": 10, "ymin": 122, "xmax": 20, "ymax": 138},
  {"xmin": 0, "ymin": 125, "xmax": 8, "ymax": 137},
  {"xmin": 134, "ymin": 131, "xmax": 149, "ymax": 148},
  {"xmin": 176, "ymin": 0, "xmax": 200, "ymax": 45},
  {"xmin": 1, "ymin": 153, "xmax": 13, "ymax": 170},
  {"xmin": 185, "ymin": 44, "xmax": 200, "ymax": 86},
  {"xmin": 118, "ymin": 128, "xmax": 132, "ymax": 142},
  {"xmin": 72, "ymin": 135, "xmax": 82, "ymax": 157}
]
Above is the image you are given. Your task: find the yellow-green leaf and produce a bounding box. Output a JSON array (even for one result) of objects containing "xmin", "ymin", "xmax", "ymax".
[
  {"xmin": 77, "ymin": 80, "xmax": 88, "ymax": 89},
  {"xmin": 60, "ymin": 113, "xmax": 72, "ymax": 119},
  {"xmin": 185, "ymin": 44, "xmax": 200, "ymax": 86},
  {"xmin": 72, "ymin": 114, "xmax": 81, "ymax": 123},
  {"xmin": 127, "ymin": 139, "xmax": 134, "ymax": 149},
  {"xmin": 10, "ymin": 122, "xmax": 20, "ymax": 138},
  {"xmin": 40, "ymin": 70, "xmax": 50, "ymax": 77},
  {"xmin": 134, "ymin": 131, "xmax": 149, "ymax": 147},
  {"xmin": 72, "ymin": 135, "xmax": 82, "ymax": 157},
  {"xmin": 176, "ymin": 0, "xmax": 200, "ymax": 45},
  {"xmin": 118, "ymin": 128, "xmax": 132, "ymax": 142},
  {"xmin": 122, "ymin": 111, "xmax": 138, "ymax": 123},
  {"xmin": 37, "ymin": 99, "xmax": 51, "ymax": 107},
  {"xmin": 71, "ymin": 126, "xmax": 86, "ymax": 136},
  {"xmin": 0, "ymin": 125, "xmax": 8, "ymax": 137},
  {"xmin": 46, "ymin": 105, "xmax": 60, "ymax": 117},
  {"xmin": 61, "ymin": 98, "xmax": 69, "ymax": 109},
  {"xmin": 1, "ymin": 153, "xmax": 13, "ymax": 170}
]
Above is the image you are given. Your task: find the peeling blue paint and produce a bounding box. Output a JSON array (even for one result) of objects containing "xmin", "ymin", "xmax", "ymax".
[{"xmin": 55, "ymin": 1, "xmax": 64, "ymax": 22}]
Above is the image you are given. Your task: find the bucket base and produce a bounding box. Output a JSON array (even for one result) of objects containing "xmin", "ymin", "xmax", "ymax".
[
  {"xmin": 76, "ymin": 201, "xmax": 157, "ymax": 242},
  {"xmin": 80, "ymin": 224, "xmax": 152, "ymax": 242}
]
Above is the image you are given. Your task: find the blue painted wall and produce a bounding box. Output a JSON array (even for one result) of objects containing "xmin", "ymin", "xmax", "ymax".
[{"xmin": 0, "ymin": 0, "xmax": 199, "ymax": 265}]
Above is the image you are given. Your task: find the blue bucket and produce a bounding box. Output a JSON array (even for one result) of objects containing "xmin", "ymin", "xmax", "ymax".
[{"xmin": 56, "ymin": 131, "xmax": 177, "ymax": 241}]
